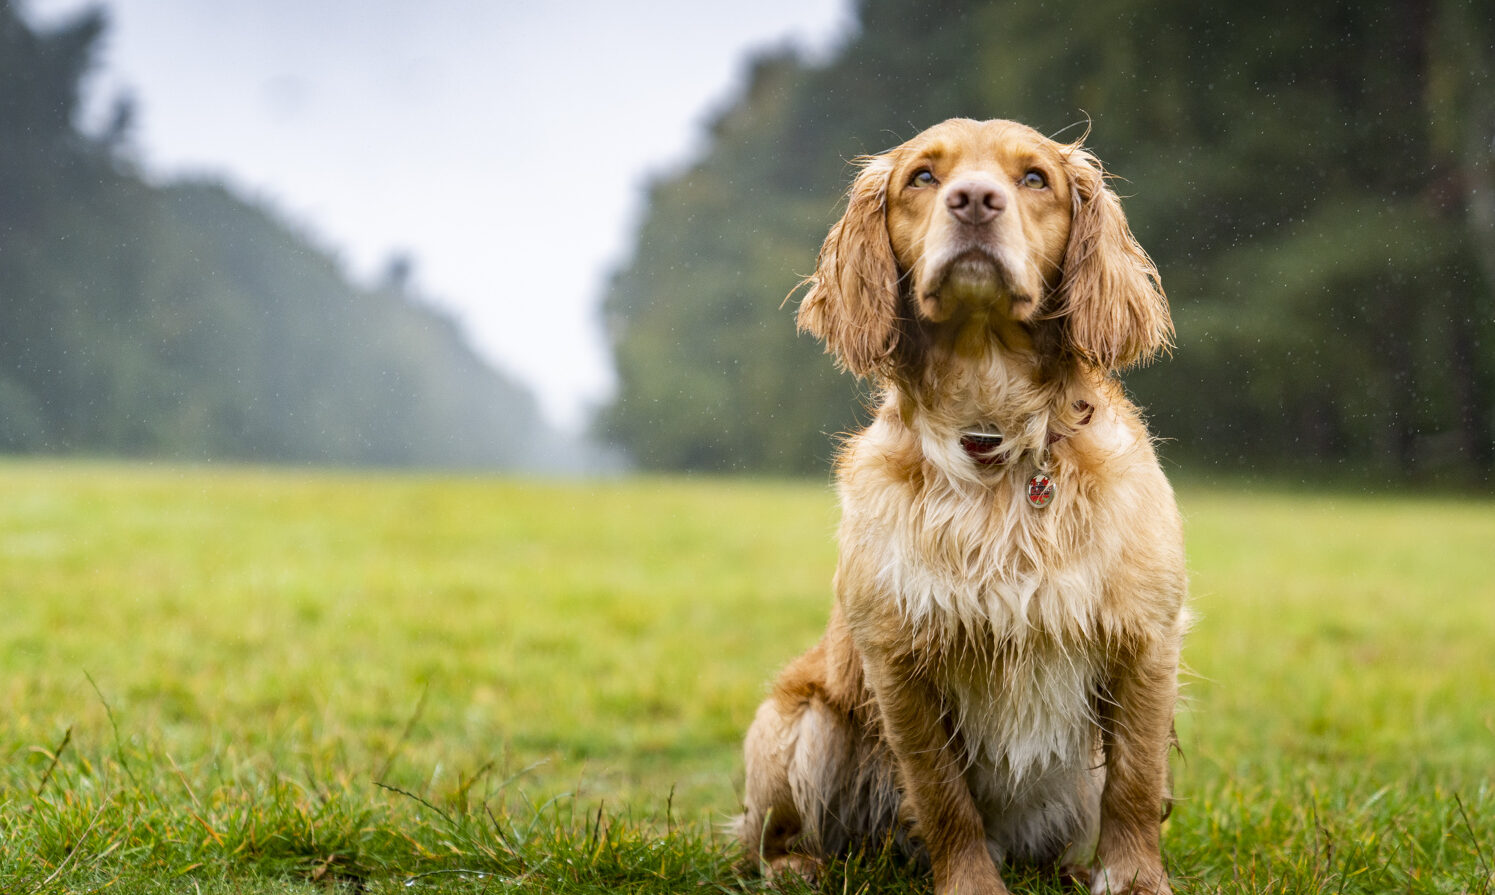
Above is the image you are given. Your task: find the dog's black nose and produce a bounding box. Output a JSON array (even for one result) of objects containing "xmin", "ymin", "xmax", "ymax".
[{"xmin": 945, "ymin": 179, "xmax": 1006, "ymax": 225}]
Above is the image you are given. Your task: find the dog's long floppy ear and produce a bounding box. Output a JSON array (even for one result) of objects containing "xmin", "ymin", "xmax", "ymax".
[
  {"xmin": 796, "ymin": 154, "xmax": 901, "ymax": 378},
  {"xmin": 1053, "ymin": 147, "xmax": 1173, "ymax": 370}
]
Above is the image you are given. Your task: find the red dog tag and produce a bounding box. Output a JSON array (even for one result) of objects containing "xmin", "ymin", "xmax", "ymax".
[{"xmin": 1027, "ymin": 474, "xmax": 1055, "ymax": 508}]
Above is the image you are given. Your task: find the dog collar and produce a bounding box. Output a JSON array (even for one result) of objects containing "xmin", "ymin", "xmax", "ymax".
[
  {"xmin": 959, "ymin": 401, "xmax": 1093, "ymax": 509},
  {"xmin": 958, "ymin": 400, "xmax": 1094, "ymax": 466}
]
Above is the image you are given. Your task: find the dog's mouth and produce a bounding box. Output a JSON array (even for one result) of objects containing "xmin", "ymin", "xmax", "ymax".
[
  {"xmin": 936, "ymin": 248, "xmax": 1008, "ymax": 294},
  {"xmin": 945, "ymin": 250, "xmax": 1003, "ymax": 283},
  {"xmin": 919, "ymin": 248, "xmax": 1034, "ymax": 320}
]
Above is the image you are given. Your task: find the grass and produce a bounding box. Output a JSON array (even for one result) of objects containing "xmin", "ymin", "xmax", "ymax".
[{"xmin": 0, "ymin": 460, "xmax": 1490, "ymax": 893}]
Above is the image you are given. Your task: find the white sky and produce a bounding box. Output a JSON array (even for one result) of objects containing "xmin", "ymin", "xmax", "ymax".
[{"xmin": 22, "ymin": 0, "xmax": 854, "ymax": 432}]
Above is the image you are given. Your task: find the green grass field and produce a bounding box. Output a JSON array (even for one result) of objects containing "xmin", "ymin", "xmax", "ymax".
[{"xmin": 0, "ymin": 461, "xmax": 1491, "ymax": 893}]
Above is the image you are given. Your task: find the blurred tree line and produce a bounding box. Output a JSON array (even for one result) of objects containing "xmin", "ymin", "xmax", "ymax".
[
  {"xmin": 1, "ymin": 2, "xmax": 568, "ymax": 469},
  {"xmin": 602, "ymin": 0, "xmax": 1495, "ymax": 483}
]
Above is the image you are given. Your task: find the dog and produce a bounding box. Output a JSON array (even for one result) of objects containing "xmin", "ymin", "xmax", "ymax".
[{"xmin": 735, "ymin": 118, "xmax": 1188, "ymax": 895}]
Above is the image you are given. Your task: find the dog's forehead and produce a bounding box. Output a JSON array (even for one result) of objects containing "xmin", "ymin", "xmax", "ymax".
[{"xmin": 901, "ymin": 118, "xmax": 1063, "ymax": 169}]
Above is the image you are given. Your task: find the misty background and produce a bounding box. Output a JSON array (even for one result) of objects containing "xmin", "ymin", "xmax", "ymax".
[{"xmin": 3, "ymin": 0, "xmax": 1493, "ymax": 482}]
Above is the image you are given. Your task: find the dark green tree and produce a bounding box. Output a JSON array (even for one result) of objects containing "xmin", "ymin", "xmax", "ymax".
[
  {"xmin": 0, "ymin": 1, "xmax": 570, "ymax": 469},
  {"xmin": 601, "ymin": 0, "xmax": 1495, "ymax": 482}
]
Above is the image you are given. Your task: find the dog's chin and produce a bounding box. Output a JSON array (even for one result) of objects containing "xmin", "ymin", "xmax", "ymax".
[{"xmin": 917, "ymin": 253, "xmax": 1037, "ymax": 323}]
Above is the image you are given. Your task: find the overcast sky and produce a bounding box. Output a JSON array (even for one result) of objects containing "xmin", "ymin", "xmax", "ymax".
[{"xmin": 23, "ymin": 0, "xmax": 854, "ymax": 431}]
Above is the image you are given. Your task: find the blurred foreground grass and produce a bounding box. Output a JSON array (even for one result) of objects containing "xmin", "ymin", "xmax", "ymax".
[{"xmin": 0, "ymin": 461, "xmax": 1490, "ymax": 893}]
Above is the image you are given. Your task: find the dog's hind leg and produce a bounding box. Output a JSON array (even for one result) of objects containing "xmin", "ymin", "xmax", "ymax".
[
  {"xmin": 736, "ymin": 611, "xmax": 902, "ymax": 880},
  {"xmin": 736, "ymin": 692, "xmax": 849, "ymax": 882}
]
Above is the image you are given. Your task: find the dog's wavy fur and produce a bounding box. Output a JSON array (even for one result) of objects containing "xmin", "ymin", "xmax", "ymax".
[{"xmin": 736, "ymin": 119, "xmax": 1187, "ymax": 895}]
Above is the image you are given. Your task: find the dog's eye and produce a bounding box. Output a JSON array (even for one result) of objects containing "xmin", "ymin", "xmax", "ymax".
[
  {"xmin": 1021, "ymin": 170, "xmax": 1048, "ymax": 189},
  {"xmin": 909, "ymin": 168, "xmax": 936, "ymax": 188}
]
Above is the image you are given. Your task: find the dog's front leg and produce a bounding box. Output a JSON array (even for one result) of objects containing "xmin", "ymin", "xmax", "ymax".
[
  {"xmin": 1092, "ymin": 638, "xmax": 1179, "ymax": 895},
  {"xmin": 860, "ymin": 651, "xmax": 1009, "ymax": 895}
]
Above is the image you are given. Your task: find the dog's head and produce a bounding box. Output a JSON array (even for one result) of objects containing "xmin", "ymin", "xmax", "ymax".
[{"xmin": 797, "ymin": 118, "xmax": 1172, "ymax": 378}]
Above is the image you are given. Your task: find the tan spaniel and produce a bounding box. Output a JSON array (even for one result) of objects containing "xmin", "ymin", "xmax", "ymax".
[{"xmin": 736, "ymin": 119, "xmax": 1187, "ymax": 895}]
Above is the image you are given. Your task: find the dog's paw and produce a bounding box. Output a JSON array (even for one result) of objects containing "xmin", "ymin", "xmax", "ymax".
[
  {"xmin": 1089, "ymin": 862, "xmax": 1170, "ymax": 895},
  {"xmin": 763, "ymin": 853, "xmax": 823, "ymax": 888},
  {"xmin": 1058, "ymin": 862, "xmax": 1093, "ymax": 888},
  {"xmin": 935, "ymin": 860, "xmax": 1012, "ymax": 895}
]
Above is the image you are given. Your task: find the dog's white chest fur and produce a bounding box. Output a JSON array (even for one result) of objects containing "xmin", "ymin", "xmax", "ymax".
[
  {"xmin": 944, "ymin": 634, "xmax": 1105, "ymax": 861},
  {"xmin": 861, "ymin": 474, "xmax": 1113, "ymax": 860}
]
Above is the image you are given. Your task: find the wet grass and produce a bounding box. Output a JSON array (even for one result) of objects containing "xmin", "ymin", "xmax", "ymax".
[{"xmin": 0, "ymin": 460, "xmax": 1490, "ymax": 893}]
